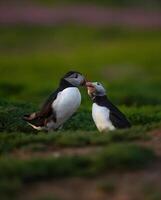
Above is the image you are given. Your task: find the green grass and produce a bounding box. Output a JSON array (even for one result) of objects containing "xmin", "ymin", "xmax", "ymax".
[
  {"xmin": 0, "ymin": 98, "xmax": 161, "ymax": 133},
  {"xmin": 0, "ymin": 143, "xmax": 155, "ymax": 199},
  {"xmin": 0, "ymin": 127, "xmax": 151, "ymax": 154},
  {"xmin": 0, "ymin": 26, "xmax": 161, "ymax": 105},
  {"xmin": 0, "ymin": 144, "xmax": 155, "ymax": 179}
]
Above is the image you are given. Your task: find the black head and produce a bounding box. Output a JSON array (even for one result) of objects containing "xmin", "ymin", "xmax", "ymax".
[{"xmin": 62, "ymin": 71, "xmax": 86, "ymax": 87}]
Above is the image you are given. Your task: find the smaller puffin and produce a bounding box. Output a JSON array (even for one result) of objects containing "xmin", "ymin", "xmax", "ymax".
[
  {"xmin": 86, "ymin": 82, "xmax": 131, "ymax": 132},
  {"xmin": 23, "ymin": 71, "xmax": 86, "ymax": 132}
]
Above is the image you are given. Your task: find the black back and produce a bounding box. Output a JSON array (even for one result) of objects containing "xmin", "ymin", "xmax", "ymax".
[
  {"xmin": 93, "ymin": 96, "xmax": 131, "ymax": 129},
  {"xmin": 39, "ymin": 78, "xmax": 75, "ymax": 117}
]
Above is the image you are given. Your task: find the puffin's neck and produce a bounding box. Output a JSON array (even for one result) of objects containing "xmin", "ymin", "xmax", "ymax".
[
  {"xmin": 59, "ymin": 79, "xmax": 76, "ymax": 90},
  {"xmin": 92, "ymin": 95, "xmax": 107, "ymax": 105}
]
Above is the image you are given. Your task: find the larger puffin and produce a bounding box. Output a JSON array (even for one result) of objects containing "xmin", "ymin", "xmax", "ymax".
[
  {"xmin": 23, "ymin": 71, "xmax": 86, "ymax": 131},
  {"xmin": 86, "ymin": 82, "xmax": 131, "ymax": 132}
]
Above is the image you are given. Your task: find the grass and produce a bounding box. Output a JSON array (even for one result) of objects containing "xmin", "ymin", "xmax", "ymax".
[
  {"xmin": 0, "ymin": 143, "xmax": 155, "ymax": 199},
  {"xmin": 0, "ymin": 98, "xmax": 161, "ymax": 133},
  {"xmin": 0, "ymin": 26, "xmax": 161, "ymax": 105},
  {"xmin": 0, "ymin": 126, "xmax": 151, "ymax": 154},
  {"xmin": 0, "ymin": 98, "xmax": 161, "ymax": 155},
  {"xmin": 0, "ymin": 144, "xmax": 155, "ymax": 179}
]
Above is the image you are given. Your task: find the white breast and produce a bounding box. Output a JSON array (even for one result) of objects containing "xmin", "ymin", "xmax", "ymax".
[
  {"xmin": 92, "ymin": 103, "xmax": 115, "ymax": 132},
  {"xmin": 47, "ymin": 87, "xmax": 81, "ymax": 130}
]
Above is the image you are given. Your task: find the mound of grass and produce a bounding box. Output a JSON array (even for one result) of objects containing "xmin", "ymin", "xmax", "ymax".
[
  {"xmin": 0, "ymin": 143, "xmax": 155, "ymax": 181},
  {"xmin": 0, "ymin": 143, "xmax": 155, "ymax": 199},
  {"xmin": 0, "ymin": 125, "xmax": 153, "ymax": 154},
  {"xmin": 0, "ymin": 99, "xmax": 161, "ymax": 133}
]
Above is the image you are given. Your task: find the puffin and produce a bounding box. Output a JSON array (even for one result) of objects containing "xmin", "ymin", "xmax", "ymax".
[
  {"xmin": 23, "ymin": 71, "xmax": 86, "ymax": 131},
  {"xmin": 86, "ymin": 82, "xmax": 131, "ymax": 132}
]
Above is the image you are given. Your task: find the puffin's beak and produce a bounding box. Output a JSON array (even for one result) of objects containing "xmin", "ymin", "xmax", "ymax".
[
  {"xmin": 86, "ymin": 82, "xmax": 96, "ymax": 96},
  {"xmin": 85, "ymin": 82, "xmax": 95, "ymax": 88}
]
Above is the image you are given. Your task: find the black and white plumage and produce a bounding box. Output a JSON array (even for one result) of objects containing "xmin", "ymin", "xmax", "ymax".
[
  {"xmin": 23, "ymin": 71, "xmax": 86, "ymax": 131},
  {"xmin": 86, "ymin": 82, "xmax": 131, "ymax": 132}
]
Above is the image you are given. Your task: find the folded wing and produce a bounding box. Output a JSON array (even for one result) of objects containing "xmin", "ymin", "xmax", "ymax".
[
  {"xmin": 23, "ymin": 89, "xmax": 59, "ymax": 127},
  {"xmin": 105, "ymin": 98, "xmax": 131, "ymax": 129}
]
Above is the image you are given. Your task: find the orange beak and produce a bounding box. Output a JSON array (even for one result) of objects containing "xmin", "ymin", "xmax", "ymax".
[
  {"xmin": 86, "ymin": 82, "xmax": 96, "ymax": 95},
  {"xmin": 85, "ymin": 81, "xmax": 95, "ymax": 88}
]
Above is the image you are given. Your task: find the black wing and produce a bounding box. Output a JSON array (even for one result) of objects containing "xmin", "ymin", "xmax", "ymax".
[
  {"xmin": 39, "ymin": 88, "xmax": 60, "ymax": 118},
  {"xmin": 105, "ymin": 98, "xmax": 131, "ymax": 129},
  {"xmin": 23, "ymin": 89, "xmax": 59, "ymax": 126}
]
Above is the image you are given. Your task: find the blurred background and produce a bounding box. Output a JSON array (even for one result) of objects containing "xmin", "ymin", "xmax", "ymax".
[{"xmin": 0, "ymin": 0, "xmax": 161, "ymax": 107}]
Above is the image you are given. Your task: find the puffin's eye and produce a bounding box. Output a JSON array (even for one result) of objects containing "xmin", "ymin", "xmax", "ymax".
[
  {"xmin": 97, "ymin": 83, "xmax": 100, "ymax": 85},
  {"xmin": 75, "ymin": 74, "xmax": 78, "ymax": 78}
]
